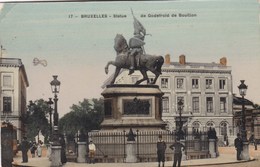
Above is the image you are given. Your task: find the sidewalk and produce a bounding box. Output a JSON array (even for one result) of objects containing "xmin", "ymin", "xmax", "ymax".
[{"xmin": 12, "ymin": 146, "xmax": 257, "ymax": 167}]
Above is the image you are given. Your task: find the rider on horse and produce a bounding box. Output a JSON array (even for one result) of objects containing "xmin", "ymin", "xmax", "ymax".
[{"xmin": 128, "ymin": 10, "xmax": 146, "ymax": 75}]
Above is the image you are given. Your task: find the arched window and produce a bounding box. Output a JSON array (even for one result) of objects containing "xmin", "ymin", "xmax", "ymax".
[
  {"xmin": 206, "ymin": 121, "xmax": 215, "ymax": 131},
  {"xmin": 220, "ymin": 122, "xmax": 228, "ymax": 136},
  {"xmin": 192, "ymin": 121, "xmax": 201, "ymax": 131}
]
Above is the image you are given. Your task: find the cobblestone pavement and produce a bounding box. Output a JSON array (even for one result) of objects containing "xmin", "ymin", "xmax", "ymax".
[
  {"xmin": 198, "ymin": 145, "xmax": 260, "ymax": 167},
  {"xmin": 12, "ymin": 145, "xmax": 260, "ymax": 167}
]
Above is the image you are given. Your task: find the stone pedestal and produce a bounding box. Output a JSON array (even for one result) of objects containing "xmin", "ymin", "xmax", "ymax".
[
  {"xmin": 77, "ymin": 142, "xmax": 87, "ymax": 163},
  {"xmin": 50, "ymin": 145, "xmax": 62, "ymax": 167},
  {"xmin": 209, "ymin": 139, "xmax": 217, "ymax": 158},
  {"xmin": 126, "ymin": 141, "xmax": 137, "ymax": 163},
  {"xmin": 101, "ymin": 85, "xmax": 166, "ymax": 131},
  {"xmin": 180, "ymin": 140, "xmax": 187, "ymax": 161},
  {"xmin": 241, "ymin": 142, "xmax": 250, "ymax": 160}
]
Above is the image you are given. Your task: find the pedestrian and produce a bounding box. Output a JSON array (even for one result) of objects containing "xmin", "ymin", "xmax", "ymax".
[
  {"xmin": 234, "ymin": 133, "xmax": 243, "ymax": 160},
  {"xmin": 21, "ymin": 136, "xmax": 30, "ymax": 163},
  {"xmin": 30, "ymin": 141, "xmax": 37, "ymax": 158},
  {"xmin": 37, "ymin": 141, "xmax": 42, "ymax": 157},
  {"xmin": 157, "ymin": 134, "xmax": 167, "ymax": 167},
  {"xmin": 169, "ymin": 138, "xmax": 185, "ymax": 167},
  {"xmin": 88, "ymin": 140, "xmax": 96, "ymax": 164}
]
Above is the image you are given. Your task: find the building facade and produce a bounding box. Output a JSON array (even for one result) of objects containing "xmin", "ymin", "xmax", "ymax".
[
  {"xmin": 104, "ymin": 54, "xmax": 234, "ymax": 144},
  {"xmin": 0, "ymin": 58, "xmax": 29, "ymax": 141}
]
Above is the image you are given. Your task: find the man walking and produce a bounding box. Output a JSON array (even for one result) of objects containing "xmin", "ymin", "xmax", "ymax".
[
  {"xmin": 170, "ymin": 138, "xmax": 185, "ymax": 167},
  {"xmin": 234, "ymin": 133, "xmax": 243, "ymax": 160},
  {"xmin": 21, "ymin": 137, "xmax": 30, "ymax": 163},
  {"xmin": 157, "ymin": 134, "xmax": 167, "ymax": 167}
]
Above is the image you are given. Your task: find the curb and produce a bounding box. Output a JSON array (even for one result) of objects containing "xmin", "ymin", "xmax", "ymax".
[{"xmin": 181, "ymin": 158, "xmax": 256, "ymax": 167}]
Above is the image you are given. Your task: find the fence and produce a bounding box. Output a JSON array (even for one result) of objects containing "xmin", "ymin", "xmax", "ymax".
[{"xmin": 88, "ymin": 129, "xmax": 211, "ymax": 162}]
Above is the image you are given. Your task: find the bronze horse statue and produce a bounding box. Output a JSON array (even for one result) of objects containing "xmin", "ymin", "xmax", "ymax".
[{"xmin": 105, "ymin": 34, "xmax": 164, "ymax": 85}]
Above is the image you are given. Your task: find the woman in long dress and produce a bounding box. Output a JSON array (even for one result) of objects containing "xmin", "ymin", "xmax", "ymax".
[{"xmin": 37, "ymin": 142, "xmax": 42, "ymax": 157}]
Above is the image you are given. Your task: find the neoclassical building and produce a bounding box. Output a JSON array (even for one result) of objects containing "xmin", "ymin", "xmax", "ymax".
[
  {"xmin": 103, "ymin": 54, "xmax": 234, "ymax": 144},
  {"xmin": 0, "ymin": 58, "xmax": 29, "ymax": 141}
]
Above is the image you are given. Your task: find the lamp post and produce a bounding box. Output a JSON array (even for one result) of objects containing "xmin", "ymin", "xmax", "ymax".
[
  {"xmin": 238, "ymin": 80, "xmax": 248, "ymax": 142},
  {"xmin": 50, "ymin": 75, "xmax": 61, "ymax": 145},
  {"xmin": 47, "ymin": 98, "xmax": 53, "ymax": 141},
  {"xmin": 176, "ymin": 98, "xmax": 184, "ymax": 140},
  {"xmin": 238, "ymin": 80, "xmax": 250, "ymax": 160},
  {"xmin": 50, "ymin": 75, "xmax": 61, "ymax": 167}
]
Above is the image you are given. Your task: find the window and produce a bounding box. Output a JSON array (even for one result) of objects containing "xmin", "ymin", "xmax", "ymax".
[
  {"xmin": 206, "ymin": 97, "xmax": 213, "ymax": 113},
  {"xmin": 219, "ymin": 79, "xmax": 226, "ymax": 89},
  {"xmin": 206, "ymin": 122, "xmax": 215, "ymax": 128},
  {"xmin": 220, "ymin": 97, "xmax": 227, "ymax": 113},
  {"xmin": 161, "ymin": 78, "xmax": 169, "ymax": 88},
  {"xmin": 192, "ymin": 79, "xmax": 199, "ymax": 89},
  {"xmin": 177, "ymin": 97, "xmax": 184, "ymax": 112},
  {"xmin": 220, "ymin": 122, "xmax": 228, "ymax": 136},
  {"xmin": 192, "ymin": 97, "xmax": 199, "ymax": 113},
  {"xmin": 177, "ymin": 78, "xmax": 184, "ymax": 89},
  {"xmin": 3, "ymin": 97, "xmax": 12, "ymax": 113},
  {"xmin": 192, "ymin": 121, "xmax": 201, "ymax": 131},
  {"xmin": 206, "ymin": 79, "xmax": 213, "ymax": 89},
  {"xmin": 162, "ymin": 97, "xmax": 169, "ymax": 113},
  {"xmin": 3, "ymin": 75, "xmax": 12, "ymax": 87}
]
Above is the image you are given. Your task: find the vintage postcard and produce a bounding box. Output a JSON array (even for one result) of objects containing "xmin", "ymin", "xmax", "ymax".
[{"xmin": 1, "ymin": 0, "xmax": 260, "ymax": 166}]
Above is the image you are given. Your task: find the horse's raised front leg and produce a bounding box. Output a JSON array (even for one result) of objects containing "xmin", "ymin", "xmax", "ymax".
[
  {"xmin": 110, "ymin": 67, "xmax": 121, "ymax": 85},
  {"xmin": 105, "ymin": 61, "xmax": 116, "ymax": 74},
  {"xmin": 135, "ymin": 69, "xmax": 149, "ymax": 85}
]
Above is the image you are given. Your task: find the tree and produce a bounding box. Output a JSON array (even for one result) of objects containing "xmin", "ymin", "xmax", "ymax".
[
  {"xmin": 24, "ymin": 99, "xmax": 50, "ymax": 142},
  {"xmin": 59, "ymin": 98, "xmax": 104, "ymax": 139},
  {"xmin": 253, "ymin": 103, "xmax": 260, "ymax": 109}
]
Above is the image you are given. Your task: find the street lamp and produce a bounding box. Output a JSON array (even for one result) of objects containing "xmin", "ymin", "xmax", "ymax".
[
  {"xmin": 238, "ymin": 80, "xmax": 248, "ymax": 142},
  {"xmin": 50, "ymin": 75, "xmax": 62, "ymax": 167},
  {"xmin": 176, "ymin": 98, "xmax": 185, "ymax": 140},
  {"xmin": 47, "ymin": 98, "xmax": 53, "ymax": 141},
  {"xmin": 50, "ymin": 76, "xmax": 60, "ymax": 127},
  {"xmin": 238, "ymin": 80, "xmax": 250, "ymax": 160}
]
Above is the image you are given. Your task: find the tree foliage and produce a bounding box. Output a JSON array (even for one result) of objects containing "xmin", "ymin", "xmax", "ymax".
[
  {"xmin": 59, "ymin": 98, "xmax": 104, "ymax": 139},
  {"xmin": 25, "ymin": 99, "xmax": 50, "ymax": 142}
]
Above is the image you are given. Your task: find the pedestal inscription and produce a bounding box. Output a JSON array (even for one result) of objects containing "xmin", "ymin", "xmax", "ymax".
[{"xmin": 123, "ymin": 98, "xmax": 151, "ymax": 115}]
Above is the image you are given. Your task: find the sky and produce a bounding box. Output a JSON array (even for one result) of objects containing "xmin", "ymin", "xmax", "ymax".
[{"xmin": 0, "ymin": 0, "xmax": 260, "ymax": 117}]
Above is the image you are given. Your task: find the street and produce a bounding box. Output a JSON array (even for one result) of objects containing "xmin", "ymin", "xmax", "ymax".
[
  {"xmin": 194, "ymin": 145, "xmax": 260, "ymax": 167},
  {"xmin": 12, "ymin": 145, "xmax": 260, "ymax": 167}
]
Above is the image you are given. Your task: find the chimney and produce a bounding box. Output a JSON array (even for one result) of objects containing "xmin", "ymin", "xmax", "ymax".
[
  {"xmin": 164, "ymin": 54, "xmax": 171, "ymax": 65},
  {"xmin": 179, "ymin": 54, "xmax": 186, "ymax": 65},
  {"xmin": 220, "ymin": 57, "xmax": 227, "ymax": 66}
]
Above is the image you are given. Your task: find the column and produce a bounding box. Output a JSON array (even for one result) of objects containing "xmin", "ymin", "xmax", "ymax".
[
  {"xmin": 77, "ymin": 142, "xmax": 87, "ymax": 163},
  {"xmin": 241, "ymin": 142, "xmax": 250, "ymax": 160},
  {"xmin": 126, "ymin": 141, "xmax": 137, "ymax": 163},
  {"xmin": 50, "ymin": 145, "xmax": 62, "ymax": 167},
  {"xmin": 208, "ymin": 139, "xmax": 216, "ymax": 158}
]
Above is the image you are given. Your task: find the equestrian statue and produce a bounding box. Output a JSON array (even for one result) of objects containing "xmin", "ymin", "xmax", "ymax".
[{"xmin": 105, "ymin": 10, "xmax": 164, "ymax": 85}]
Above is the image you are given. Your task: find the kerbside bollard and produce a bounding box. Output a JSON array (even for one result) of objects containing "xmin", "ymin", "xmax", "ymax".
[
  {"xmin": 77, "ymin": 142, "xmax": 87, "ymax": 163},
  {"xmin": 126, "ymin": 141, "xmax": 137, "ymax": 163},
  {"xmin": 50, "ymin": 145, "xmax": 62, "ymax": 167},
  {"xmin": 209, "ymin": 139, "xmax": 217, "ymax": 158},
  {"xmin": 241, "ymin": 142, "xmax": 250, "ymax": 160}
]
